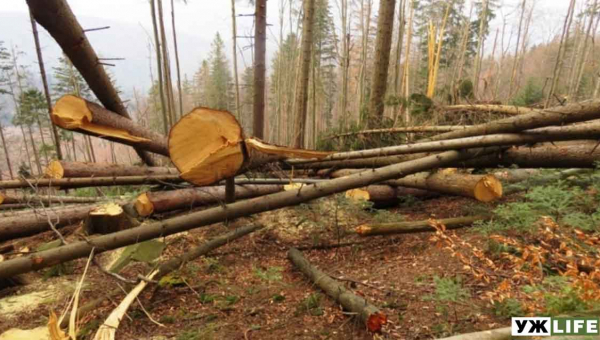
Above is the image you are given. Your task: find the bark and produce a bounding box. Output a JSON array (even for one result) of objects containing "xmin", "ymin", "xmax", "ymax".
[
  {"xmin": 508, "ymin": 0, "xmax": 526, "ymax": 97},
  {"xmin": 150, "ymin": 0, "xmax": 170, "ymax": 134},
  {"xmin": 0, "ymin": 193, "xmax": 101, "ymax": 206},
  {"xmin": 0, "ymin": 175, "xmax": 183, "ymax": 190},
  {"xmin": 253, "ymin": 0, "xmax": 267, "ymax": 138},
  {"xmin": 0, "ymin": 204, "xmax": 30, "ymax": 211},
  {"xmin": 135, "ymin": 184, "xmax": 283, "ymax": 216},
  {"xmin": 339, "ymin": 0, "xmax": 351, "ymax": 128},
  {"xmin": 19, "ymin": 125, "xmax": 35, "ymax": 174},
  {"xmin": 170, "ymin": 0, "xmax": 183, "ymax": 118},
  {"xmin": 323, "ymin": 126, "xmax": 469, "ymax": 140},
  {"xmin": 46, "ymin": 160, "xmax": 177, "ymax": 179},
  {"xmin": 26, "ymin": 0, "xmax": 156, "ymax": 165},
  {"xmin": 0, "ymin": 147, "xmax": 500, "ymax": 278},
  {"xmin": 27, "ymin": 125, "xmax": 43, "ymax": 175},
  {"xmin": 288, "ymin": 247, "xmax": 387, "ymax": 332},
  {"xmin": 60, "ymin": 223, "xmax": 262, "ymax": 329},
  {"xmin": 293, "ymin": 0, "xmax": 316, "ymax": 147},
  {"xmin": 84, "ymin": 203, "xmax": 139, "ymax": 235},
  {"xmin": 157, "ymin": 0, "xmax": 176, "ymax": 126},
  {"xmin": 0, "ymin": 122, "xmax": 14, "ymax": 179},
  {"xmin": 472, "ymin": 0, "xmax": 488, "ymax": 98},
  {"xmin": 355, "ymin": 215, "xmax": 489, "ymax": 236},
  {"xmin": 393, "ymin": 0, "xmax": 405, "ymax": 94},
  {"xmin": 231, "ymin": 0, "xmax": 241, "ymax": 123},
  {"xmin": 52, "ymin": 95, "xmax": 169, "ymax": 155},
  {"xmin": 400, "ymin": 2, "xmax": 414, "ymax": 124},
  {"xmin": 0, "ymin": 204, "xmax": 99, "ymax": 241},
  {"xmin": 345, "ymin": 185, "xmax": 435, "ymax": 207},
  {"xmin": 443, "ymin": 104, "xmax": 540, "ymax": 115},
  {"xmin": 292, "ymin": 121, "xmax": 600, "ymax": 165},
  {"xmin": 29, "ymin": 12, "xmax": 63, "ymax": 161},
  {"xmin": 367, "ymin": 0, "xmax": 396, "ymax": 123},
  {"xmin": 425, "ymin": 100, "xmax": 600, "ymax": 142}
]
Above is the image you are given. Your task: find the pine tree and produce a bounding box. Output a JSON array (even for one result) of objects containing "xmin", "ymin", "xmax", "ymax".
[
  {"xmin": 193, "ymin": 60, "xmax": 210, "ymax": 107},
  {"xmin": 52, "ymin": 55, "xmax": 92, "ymax": 100},
  {"xmin": 206, "ymin": 33, "xmax": 233, "ymax": 111}
]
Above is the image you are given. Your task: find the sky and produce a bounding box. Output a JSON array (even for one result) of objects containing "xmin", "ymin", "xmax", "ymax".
[{"xmin": 0, "ymin": 0, "xmax": 576, "ymax": 104}]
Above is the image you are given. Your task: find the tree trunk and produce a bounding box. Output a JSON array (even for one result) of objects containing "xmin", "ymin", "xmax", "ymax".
[
  {"xmin": 29, "ymin": 12, "xmax": 63, "ymax": 161},
  {"xmin": 0, "ymin": 193, "xmax": 101, "ymax": 206},
  {"xmin": 355, "ymin": 215, "xmax": 489, "ymax": 236},
  {"xmin": 339, "ymin": 0, "xmax": 351, "ymax": 128},
  {"xmin": 253, "ymin": 0, "xmax": 267, "ymax": 138},
  {"xmin": 52, "ymin": 95, "xmax": 169, "ymax": 155},
  {"xmin": 134, "ymin": 184, "xmax": 284, "ymax": 216},
  {"xmin": 84, "ymin": 203, "xmax": 139, "ymax": 235},
  {"xmin": 231, "ymin": 0, "xmax": 241, "ymax": 123},
  {"xmin": 293, "ymin": 0, "xmax": 316, "ymax": 148},
  {"xmin": 443, "ymin": 104, "xmax": 539, "ymax": 115},
  {"xmin": 26, "ymin": 0, "xmax": 157, "ymax": 166},
  {"xmin": 170, "ymin": 0, "xmax": 183, "ymax": 119},
  {"xmin": 157, "ymin": 0, "xmax": 176, "ymax": 126},
  {"xmin": 367, "ymin": 0, "xmax": 396, "ymax": 124},
  {"xmin": 323, "ymin": 126, "xmax": 471, "ymax": 141},
  {"xmin": 150, "ymin": 0, "xmax": 170, "ymax": 134},
  {"xmin": 393, "ymin": 0, "xmax": 405, "ymax": 94},
  {"xmin": 345, "ymin": 185, "xmax": 435, "ymax": 207},
  {"xmin": 36, "ymin": 118, "xmax": 50, "ymax": 166},
  {"xmin": 0, "ymin": 122, "xmax": 14, "ymax": 179},
  {"xmin": 19, "ymin": 125, "xmax": 35, "ymax": 175},
  {"xmin": 0, "ymin": 147, "xmax": 499, "ymax": 278},
  {"xmin": 45, "ymin": 160, "xmax": 178, "ymax": 179},
  {"xmin": 508, "ymin": 0, "xmax": 526, "ymax": 97},
  {"xmin": 287, "ymin": 248, "xmax": 387, "ymax": 332},
  {"xmin": 27, "ymin": 125, "xmax": 43, "ymax": 176},
  {"xmin": 472, "ymin": 0, "xmax": 488, "ymax": 98},
  {"xmin": 0, "ymin": 175, "xmax": 183, "ymax": 190}
]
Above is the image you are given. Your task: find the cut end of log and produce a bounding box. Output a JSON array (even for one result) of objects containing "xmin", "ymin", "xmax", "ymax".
[
  {"xmin": 366, "ymin": 311, "xmax": 387, "ymax": 332},
  {"xmin": 53, "ymin": 95, "xmax": 151, "ymax": 143},
  {"xmin": 345, "ymin": 188, "xmax": 370, "ymax": 201},
  {"xmin": 169, "ymin": 107, "xmax": 245, "ymax": 186},
  {"xmin": 90, "ymin": 202, "xmax": 123, "ymax": 216},
  {"xmin": 284, "ymin": 183, "xmax": 306, "ymax": 191},
  {"xmin": 134, "ymin": 193, "xmax": 154, "ymax": 217},
  {"xmin": 45, "ymin": 160, "xmax": 64, "ymax": 179},
  {"xmin": 245, "ymin": 138, "xmax": 332, "ymax": 159},
  {"xmin": 473, "ymin": 175, "xmax": 503, "ymax": 202},
  {"xmin": 0, "ymin": 193, "xmax": 4, "ymax": 206},
  {"xmin": 355, "ymin": 224, "xmax": 372, "ymax": 235}
]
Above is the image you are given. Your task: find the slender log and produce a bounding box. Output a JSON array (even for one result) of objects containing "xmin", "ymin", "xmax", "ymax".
[
  {"xmin": 345, "ymin": 185, "xmax": 436, "ymax": 207},
  {"xmin": 0, "ymin": 204, "xmax": 99, "ymax": 241},
  {"xmin": 0, "ymin": 175, "xmax": 183, "ymax": 190},
  {"xmin": 355, "ymin": 215, "xmax": 489, "ymax": 236},
  {"xmin": 0, "ymin": 204, "xmax": 30, "ymax": 211},
  {"xmin": 287, "ymin": 247, "xmax": 387, "ymax": 332},
  {"xmin": 323, "ymin": 126, "xmax": 469, "ymax": 141},
  {"xmin": 290, "ymin": 120, "xmax": 600, "ymax": 164},
  {"xmin": 135, "ymin": 184, "xmax": 284, "ymax": 216},
  {"xmin": 425, "ymin": 100, "xmax": 600, "ymax": 142},
  {"xmin": 60, "ymin": 223, "xmax": 262, "ymax": 328},
  {"xmin": 45, "ymin": 160, "xmax": 177, "ymax": 179},
  {"xmin": 0, "ymin": 204, "xmax": 92, "ymax": 218},
  {"xmin": 0, "ymin": 193, "xmax": 102, "ymax": 206},
  {"xmin": 84, "ymin": 203, "xmax": 139, "ymax": 235},
  {"xmin": 52, "ymin": 95, "xmax": 169, "ymax": 156},
  {"xmin": 26, "ymin": 0, "xmax": 156, "ymax": 165},
  {"xmin": 443, "ymin": 104, "xmax": 540, "ymax": 115},
  {"xmin": 0, "ymin": 147, "xmax": 501, "ymax": 278}
]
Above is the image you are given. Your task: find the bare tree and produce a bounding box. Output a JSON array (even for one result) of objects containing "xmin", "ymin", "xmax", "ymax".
[
  {"xmin": 231, "ymin": 0, "xmax": 241, "ymax": 123},
  {"xmin": 150, "ymin": 0, "xmax": 170, "ymax": 134},
  {"xmin": 253, "ymin": 0, "xmax": 267, "ymax": 139},
  {"xmin": 170, "ymin": 0, "xmax": 184, "ymax": 118}
]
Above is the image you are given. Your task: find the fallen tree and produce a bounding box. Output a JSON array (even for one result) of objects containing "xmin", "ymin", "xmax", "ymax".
[
  {"xmin": 0, "ymin": 193, "xmax": 102, "ymax": 206},
  {"xmin": 0, "ymin": 175, "xmax": 184, "ymax": 189},
  {"xmin": 134, "ymin": 184, "xmax": 284, "ymax": 216},
  {"xmin": 323, "ymin": 126, "xmax": 470, "ymax": 140},
  {"xmin": 355, "ymin": 215, "xmax": 489, "ymax": 236},
  {"xmin": 0, "ymin": 147, "xmax": 502, "ymax": 278},
  {"xmin": 168, "ymin": 107, "xmax": 331, "ymax": 186},
  {"xmin": 345, "ymin": 185, "xmax": 436, "ymax": 206},
  {"xmin": 27, "ymin": 0, "xmax": 156, "ymax": 166},
  {"xmin": 84, "ymin": 203, "xmax": 139, "ymax": 235},
  {"xmin": 52, "ymin": 95, "xmax": 169, "ymax": 156},
  {"xmin": 443, "ymin": 104, "xmax": 541, "ymax": 115},
  {"xmin": 287, "ymin": 247, "xmax": 387, "ymax": 332},
  {"xmin": 45, "ymin": 160, "xmax": 178, "ymax": 179}
]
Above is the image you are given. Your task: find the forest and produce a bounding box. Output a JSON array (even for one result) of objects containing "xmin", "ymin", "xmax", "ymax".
[{"xmin": 1, "ymin": 0, "xmax": 600, "ymax": 339}]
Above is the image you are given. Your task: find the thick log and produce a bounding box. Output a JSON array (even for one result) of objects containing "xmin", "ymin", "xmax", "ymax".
[
  {"xmin": 443, "ymin": 104, "xmax": 540, "ymax": 115},
  {"xmin": 287, "ymin": 247, "xmax": 387, "ymax": 332},
  {"xmin": 52, "ymin": 95, "xmax": 169, "ymax": 155},
  {"xmin": 135, "ymin": 184, "xmax": 284, "ymax": 216},
  {"xmin": 289, "ymin": 120, "xmax": 600, "ymax": 165},
  {"xmin": 0, "ymin": 204, "xmax": 99, "ymax": 241},
  {"xmin": 60, "ymin": 223, "xmax": 262, "ymax": 328},
  {"xmin": 0, "ymin": 193, "xmax": 102, "ymax": 206},
  {"xmin": 0, "ymin": 204, "xmax": 29, "ymax": 211},
  {"xmin": 84, "ymin": 203, "xmax": 139, "ymax": 234},
  {"xmin": 26, "ymin": 0, "xmax": 156, "ymax": 165},
  {"xmin": 168, "ymin": 107, "xmax": 331, "ymax": 186},
  {"xmin": 0, "ymin": 175, "xmax": 183, "ymax": 190},
  {"xmin": 0, "ymin": 147, "xmax": 501, "ymax": 278},
  {"xmin": 355, "ymin": 215, "xmax": 489, "ymax": 236},
  {"xmin": 46, "ymin": 160, "xmax": 178, "ymax": 179},
  {"xmin": 323, "ymin": 126, "xmax": 470, "ymax": 140},
  {"xmin": 345, "ymin": 185, "xmax": 435, "ymax": 207},
  {"xmin": 298, "ymin": 142, "xmax": 600, "ymax": 169}
]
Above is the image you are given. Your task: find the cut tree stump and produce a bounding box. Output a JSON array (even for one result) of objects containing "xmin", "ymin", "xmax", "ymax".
[
  {"xmin": 355, "ymin": 215, "xmax": 489, "ymax": 236},
  {"xmin": 287, "ymin": 247, "xmax": 387, "ymax": 332},
  {"xmin": 52, "ymin": 95, "xmax": 169, "ymax": 155},
  {"xmin": 168, "ymin": 107, "xmax": 331, "ymax": 186},
  {"xmin": 45, "ymin": 160, "xmax": 178, "ymax": 179},
  {"xmin": 84, "ymin": 203, "xmax": 139, "ymax": 235},
  {"xmin": 0, "ymin": 175, "xmax": 183, "ymax": 189},
  {"xmin": 134, "ymin": 184, "xmax": 284, "ymax": 216}
]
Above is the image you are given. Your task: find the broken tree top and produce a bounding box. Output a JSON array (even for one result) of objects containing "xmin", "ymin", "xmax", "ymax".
[{"xmin": 168, "ymin": 107, "xmax": 332, "ymax": 186}]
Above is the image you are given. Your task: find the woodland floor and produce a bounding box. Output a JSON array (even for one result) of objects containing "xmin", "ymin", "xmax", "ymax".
[{"xmin": 1, "ymin": 187, "xmax": 597, "ymax": 340}]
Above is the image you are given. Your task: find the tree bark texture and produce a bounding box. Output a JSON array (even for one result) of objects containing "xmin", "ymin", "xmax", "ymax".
[
  {"xmin": 0, "ymin": 193, "xmax": 101, "ymax": 206},
  {"xmin": 345, "ymin": 185, "xmax": 435, "ymax": 207},
  {"xmin": 46, "ymin": 161, "xmax": 177, "ymax": 179},
  {"xmin": 0, "ymin": 175, "xmax": 183, "ymax": 190},
  {"xmin": 253, "ymin": 0, "xmax": 267, "ymax": 138},
  {"xmin": 355, "ymin": 215, "xmax": 489, "ymax": 236}
]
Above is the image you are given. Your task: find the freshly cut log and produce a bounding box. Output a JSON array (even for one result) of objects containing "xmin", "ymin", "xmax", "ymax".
[
  {"xmin": 0, "ymin": 175, "xmax": 183, "ymax": 189},
  {"xmin": 135, "ymin": 184, "xmax": 284, "ymax": 216},
  {"xmin": 298, "ymin": 142, "xmax": 600, "ymax": 169},
  {"xmin": 0, "ymin": 193, "xmax": 101, "ymax": 206},
  {"xmin": 27, "ymin": 0, "xmax": 156, "ymax": 165},
  {"xmin": 84, "ymin": 203, "xmax": 139, "ymax": 235},
  {"xmin": 0, "ymin": 204, "xmax": 99, "ymax": 241},
  {"xmin": 46, "ymin": 160, "xmax": 178, "ymax": 179},
  {"xmin": 355, "ymin": 215, "xmax": 489, "ymax": 236},
  {"xmin": 60, "ymin": 223, "xmax": 262, "ymax": 328},
  {"xmin": 0, "ymin": 147, "xmax": 501, "ymax": 278},
  {"xmin": 168, "ymin": 107, "xmax": 331, "ymax": 186},
  {"xmin": 339, "ymin": 171, "xmax": 502, "ymax": 202},
  {"xmin": 289, "ymin": 120, "xmax": 600, "ymax": 164},
  {"xmin": 345, "ymin": 185, "xmax": 435, "ymax": 207},
  {"xmin": 323, "ymin": 126, "xmax": 470, "ymax": 140},
  {"xmin": 288, "ymin": 248, "xmax": 387, "ymax": 332},
  {"xmin": 443, "ymin": 104, "xmax": 540, "ymax": 115},
  {"xmin": 52, "ymin": 95, "xmax": 169, "ymax": 155}
]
